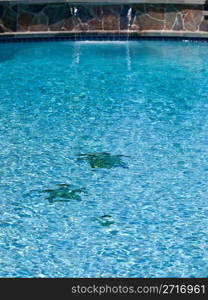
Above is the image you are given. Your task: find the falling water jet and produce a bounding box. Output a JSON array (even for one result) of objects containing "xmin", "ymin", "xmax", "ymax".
[
  {"xmin": 72, "ymin": 7, "xmax": 78, "ymax": 41},
  {"xmin": 127, "ymin": 7, "xmax": 132, "ymax": 41},
  {"xmin": 126, "ymin": 41, "xmax": 132, "ymax": 72},
  {"xmin": 72, "ymin": 42, "xmax": 81, "ymax": 66}
]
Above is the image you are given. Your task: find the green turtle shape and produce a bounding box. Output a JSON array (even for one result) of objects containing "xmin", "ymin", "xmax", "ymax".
[
  {"xmin": 42, "ymin": 183, "xmax": 86, "ymax": 203},
  {"xmin": 78, "ymin": 152, "xmax": 128, "ymax": 169},
  {"xmin": 93, "ymin": 215, "xmax": 115, "ymax": 227}
]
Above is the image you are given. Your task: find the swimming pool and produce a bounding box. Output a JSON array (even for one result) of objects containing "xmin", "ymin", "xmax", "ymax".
[{"xmin": 0, "ymin": 40, "xmax": 208, "ymax": 277}]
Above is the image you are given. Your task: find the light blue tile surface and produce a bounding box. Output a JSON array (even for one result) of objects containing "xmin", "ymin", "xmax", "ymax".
[{"xmin": 0, "ymin": 40, "xmax": 208, "ymax": 277}]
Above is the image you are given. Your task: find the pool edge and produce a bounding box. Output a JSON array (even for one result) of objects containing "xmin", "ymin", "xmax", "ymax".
[{"xmin": 1, "ymin": 30, "xmax": 208, "ymax": 42}]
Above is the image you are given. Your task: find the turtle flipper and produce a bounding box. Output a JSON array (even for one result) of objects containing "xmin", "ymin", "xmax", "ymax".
[
  {"xmin": 120, "ymin": 162, "xmax": 129, "ymax": 169},
  {"xmin": 42, "ymin": 189, "xmax": 54, "ymax": 193}
]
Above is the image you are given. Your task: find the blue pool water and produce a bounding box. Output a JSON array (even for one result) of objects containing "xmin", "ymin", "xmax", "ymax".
[{"xmin": 0, "ymin": 40, "xmax": 208, "ymax": 277}]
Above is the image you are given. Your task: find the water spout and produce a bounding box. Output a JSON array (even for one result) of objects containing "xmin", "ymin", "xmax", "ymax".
[
  {"xmin": 72, "ymin": 42, "xmax": 80, "ymax": 65},
  {"xmin": 126, "ymin": 42, "xmax": 132, "ymax": 72},
  {"xmin": 127, "ymin": 7, "xmax": 132, "ymax": 41}
]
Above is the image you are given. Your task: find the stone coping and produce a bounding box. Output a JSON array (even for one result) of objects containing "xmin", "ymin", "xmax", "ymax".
[
  {"xmin": 0, "ymin": 0, "xmax": 206, "ymax": 5},
  {"xmin": 1, "ymin": 30, "xmax": 208, "ymax": 38}
]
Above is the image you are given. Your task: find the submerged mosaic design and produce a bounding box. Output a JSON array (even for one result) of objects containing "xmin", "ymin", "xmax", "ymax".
[
  {"xmin": 0, "ymin": 3, "xmax": 208, "ymax": 33},
  {"xmin": 78, "ymin": 152, "xmax": 128, "ymax": 169},
  {"xmin": 42, "ymin": 184, "xmax": 86, "ymax": 203}
]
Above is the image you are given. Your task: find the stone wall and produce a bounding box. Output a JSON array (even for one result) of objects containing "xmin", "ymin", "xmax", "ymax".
[{"xmin": 0, "ymin": 2, "xmax": 208, "ymax": 35}]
